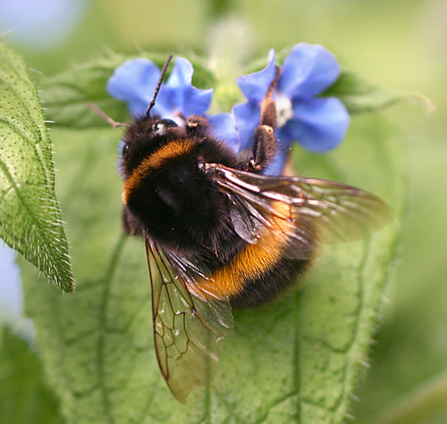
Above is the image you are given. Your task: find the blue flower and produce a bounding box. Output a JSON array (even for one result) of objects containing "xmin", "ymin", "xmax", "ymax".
[
  {"xmin": 106, "ymin": 46, "xmax": 349, "ymax": 176},
  {"xmin": 107, "ymin": 57, "xmax": 213, "ymax": 124},
  {"xmin": 233, "ymin": 43, "xmax": 350, "ymax": 175},
  {"xmin": 207, "ymin": 113, "xmax": 239, "ymax": 153}
]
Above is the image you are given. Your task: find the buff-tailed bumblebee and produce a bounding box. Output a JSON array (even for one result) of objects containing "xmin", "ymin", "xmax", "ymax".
[{"xmin": 91, "ymin": 54, "xmax": 392, "ymax": 403}]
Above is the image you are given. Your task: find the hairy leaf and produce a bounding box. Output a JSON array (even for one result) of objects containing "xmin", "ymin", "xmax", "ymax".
[{"xmin": 0, "ymin": 41, "xmax": 73, "ymax": 291}]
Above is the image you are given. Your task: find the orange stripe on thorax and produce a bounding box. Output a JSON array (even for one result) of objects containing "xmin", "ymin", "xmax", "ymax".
[{"xmin": 122, "ymin": 140, "xmax": 194, "ymax": 205}]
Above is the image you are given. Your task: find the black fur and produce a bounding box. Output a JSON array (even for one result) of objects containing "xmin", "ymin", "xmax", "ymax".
[{"xmin": 122, "ymin": 115, "xmax": 241, "ymax": 257}]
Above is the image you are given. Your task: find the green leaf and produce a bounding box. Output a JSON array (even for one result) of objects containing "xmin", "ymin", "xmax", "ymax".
[
  {"xmin": 323, "ymin": 68, "xmax": 432, "ymax": 114},
  {"xmin": 21, "ymin": 112, "xmax": 405, "ymax": 423},
  {"xmin": 0, "ymin": 326, "xmax": 64, "ymax": 424},
  {"xmin": 371, "ymin": 368, "xmax": 447, "ymax": 424},
  {"xmin": 38, "ymin": 53, "xmax": 216, "ymax": 128},
  {"xmin": 0, "ymin": 41, "xmax": 73, "ymax": 292}
]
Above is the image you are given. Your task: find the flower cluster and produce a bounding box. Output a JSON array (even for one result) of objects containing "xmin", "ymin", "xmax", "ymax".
[
  {"xmin": 107, "ymin": 57, "xmax": 213, "ymax": 123},
  {"xmin": 107, "ymin": 43, "xmax": 349, "ymax": 176}
]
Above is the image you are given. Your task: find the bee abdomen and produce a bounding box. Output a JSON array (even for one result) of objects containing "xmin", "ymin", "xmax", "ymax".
[
  {"xmin": 229, "ymin": 257, "xmax": 311, "ymax": 309},
  {"xmin": 190, "ymin": 204, "xmax": 315, "ymax": 307}
]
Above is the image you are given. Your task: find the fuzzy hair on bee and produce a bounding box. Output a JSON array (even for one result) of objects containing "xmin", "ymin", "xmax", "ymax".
[{"xmin": 91, "ymin": 54, "xmax": 392, "ymax": 403}]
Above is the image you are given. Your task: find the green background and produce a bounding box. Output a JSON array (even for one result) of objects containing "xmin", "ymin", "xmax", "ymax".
[{"xmin": 1, "ymin": 0, "xmax": 446, "ymax": 423}]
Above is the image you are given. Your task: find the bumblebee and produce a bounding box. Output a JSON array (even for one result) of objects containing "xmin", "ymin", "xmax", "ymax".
[{"xmin": 92, "ymin": 55, "xmax": 392, "ymax": 402}]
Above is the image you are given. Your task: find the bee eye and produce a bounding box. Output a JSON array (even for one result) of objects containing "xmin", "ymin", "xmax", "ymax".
[
  {"xmin": 121, "ymin": 143, "xmax": 130, "ymax": 157},
  {"xmin": 152, "ymin": 119, "xmax": 178, "ymax": 135}
]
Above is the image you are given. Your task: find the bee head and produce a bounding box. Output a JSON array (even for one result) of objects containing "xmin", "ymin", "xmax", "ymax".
[
  {"xmin": 119, "ymin": 55, "xmax": 178, "ymax": 177},
  {"xmin": 119, "ymin": 115, "xmax": 182, "ymax": 178}
]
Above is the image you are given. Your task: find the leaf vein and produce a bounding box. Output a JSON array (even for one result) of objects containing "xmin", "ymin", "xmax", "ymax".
[{"xmin": 96, "ymin": 233, "xmax": 128, "ymax": 424}]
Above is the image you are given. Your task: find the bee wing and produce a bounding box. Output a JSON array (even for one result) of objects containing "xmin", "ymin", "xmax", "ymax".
[
  {"xmin": 205, "ymin": 164, "xmax": 393, "ymax": 258},
  {"xmin": 145, "ymin": 240, "xmax": 233, "ymax": 403}
]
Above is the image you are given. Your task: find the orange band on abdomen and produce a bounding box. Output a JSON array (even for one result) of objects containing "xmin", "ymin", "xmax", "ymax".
[{"xmin": 191, "ymin": 202, "xmax": 295, "ymax": 300}]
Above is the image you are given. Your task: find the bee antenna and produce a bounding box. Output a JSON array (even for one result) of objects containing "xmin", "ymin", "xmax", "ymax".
[
  {"xmin": 146, "ymin": 54, "xmax": 174, "ymax": 118},
  {"xmin": 87, "ymin": 102, "xmax": 131, "ymax": 128}
]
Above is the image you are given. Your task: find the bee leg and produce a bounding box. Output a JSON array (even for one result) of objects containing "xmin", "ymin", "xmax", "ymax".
[
  {"xmin": 245, "ymin": 66, "xmax": 281, "ymax": 172},
  {"xmin": 259, "ymin": 66, "xmax": 280, "ymax": 129},
  {"xmin": 87, "ymin": 103, "xmax": 130, "ymax": 128},
  {"xmin": 247, "ymin": 125, "xmax": 277, "ymax": 172}
]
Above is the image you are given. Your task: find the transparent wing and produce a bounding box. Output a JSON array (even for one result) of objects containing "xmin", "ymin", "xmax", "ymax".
[
  {"xmin": 145, "ymin": 240, "xmax": 233, "ymax": 403},
  {"xmin": 203, "ymin": 163, "xmax": 393, "ymax": 259}
]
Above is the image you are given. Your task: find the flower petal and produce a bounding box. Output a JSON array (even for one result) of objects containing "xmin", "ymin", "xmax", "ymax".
[
  {"xmin": 150, "ymin": 86, "xmax": 175, "ymax": 118},
  {"xmin": 156, "ymin": 57, "xmax": 193, "ymax": 115},
  {"xmin": 165, "ymin": 57, "xmax": 194, "ymax": 89},
  {"xmin": 107, "ymin": 58, "xmax": 160, "ymax": 117},
  {"xmin": 232, "ymin": 102, "xmax": 260, "ymax": 152},
  {"xmin": 182, "ymin": 86, "xmax": 214, "ymax": 117},
  {"xmin": 236, "ymin": 49, "xmax": 277, "ymax": 103},
  {"xmin": 162, "ymin": 57, "xmax": 213, "ymax": 117},
  {"xmin": 280, "ymin": 97, "xmax": 349, "ymax": 152},
  {"xmin": 208, "ymin": 113, "xmax": 239, "ymax": 153},
  {"xmin": 277, "ymin": 43, "xmax": 341, "ymax": 100}
]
